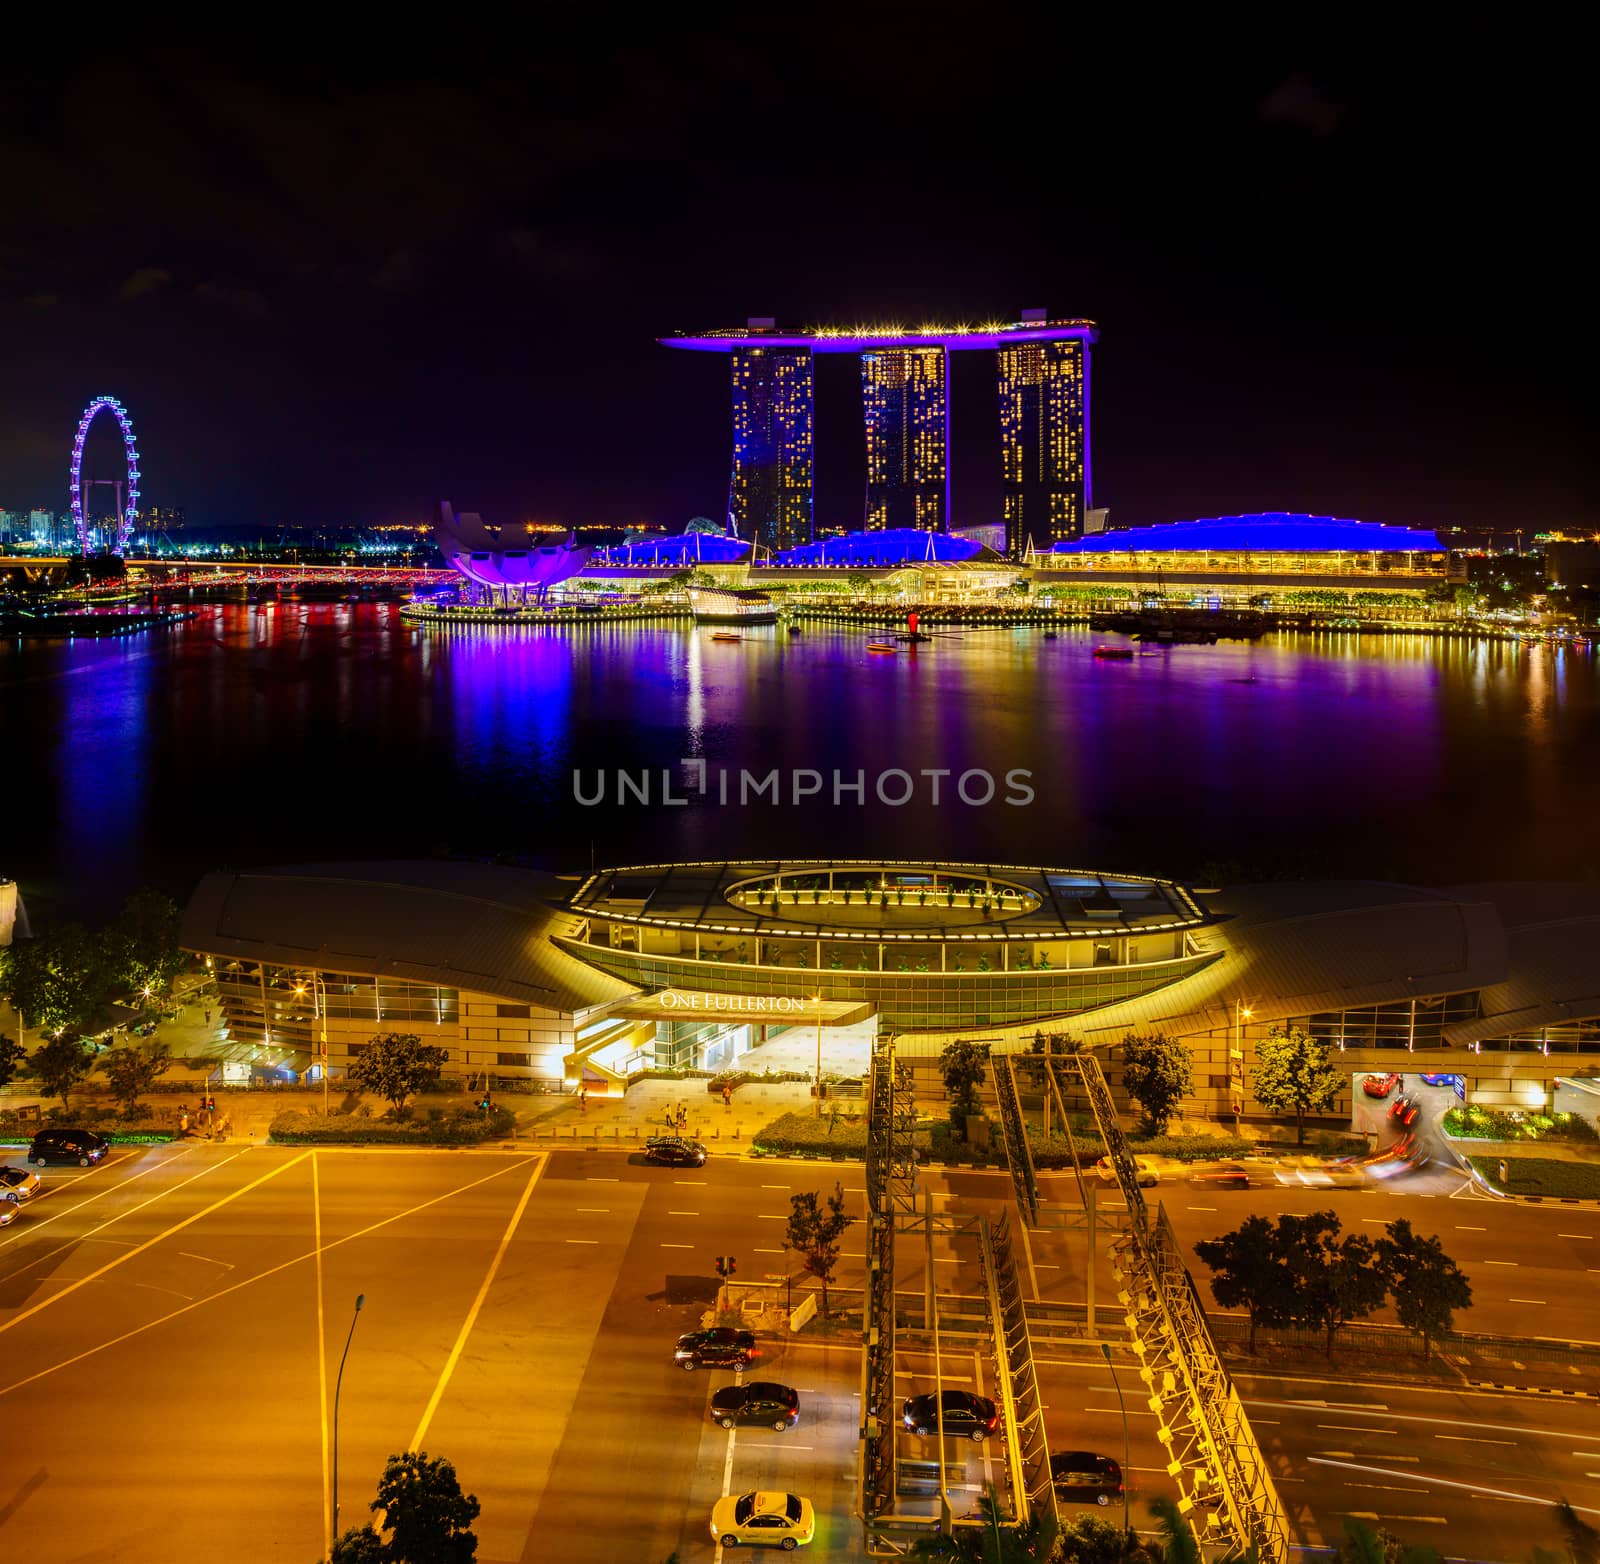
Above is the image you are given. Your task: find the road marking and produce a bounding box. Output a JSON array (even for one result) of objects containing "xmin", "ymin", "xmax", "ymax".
[
  {"xmin": 761, "ymin": 1184, "xmax": 791, "ymax": 1190},
  {"xmin": 1311, "ymin": 1456, "xmax": 1600, "ymax": 1518},
  {"xmin": 1575, "ymin": 1451, "xmax": 1600, "ymax": 1459},
  {"xmin": 564, "ymin": 1238, "xmax": 599, "ymax": 1245},
  {"xmin": 0, "ymin": 1154, "xmax": 547, "ymax": 1400},
  {"xmin": 1508, "ymin": 1298, "xmax": 1546, "ymax": 1305},
  {"xmin": 1454, "ymin": 1224, "xmax": 1486, "ymax": 1230},
  {"xmin": 313, "ymin": 1153, "xmax": 331, "ymax": 1554},
  {"xmin": 755, "ymin": 1247, "xmax": 784, "ymax": 1254},
  {"xmin": 714, "ymin": 1367, "xmax": 742, "ymax": 1564},
  {"xmin": 1339, "ymin": 1511, "xmax": 1447, "ymax": 1524},
  {"xmin": 1319, "ymin": 1425, "xmax": 1396, "ymax": 1435},
  {"xmin": 1344, "ymin": 1483, "xmax": 1429, "ymax": 1494},
  {"xmin": 668, "ymin": 1210, "xmax": 700, "ymax": 1216},
  {"xmin": 0, "ymin": 1150, "xmax": 302, "ymax": 1340},
  {"xmin": 1360, "ymin": 1218, "xmax": 1388, "ymax": 1225},
  {"xmin": 1251, "ymin": 1419, "xmax": 1280, "ymax": 1425},
  {"xmin": 178, "ymin": 1251, "xmax": 234, "ymax": 1268},
  {"xmin": 1560, "ymin": 1233, "xmax": 1593, "ymax": 1239},
  {"xmin": 410, "ymin": 1156, "xmax": 547, "ymax": 1450},
  {"xmin": 1187, "ymin": 1206, "xmax": 1216, "ymax": 1212},
  {"xmin": 758, "ymin": 1214, "xmax": 786, "ymax": 1220},
  {"xmin": 661, "ymin": 1242, "xmax": 694, "ymax": 1249},
  {"xmin": 1483, "ymin": 1259, "xmax": 1517, "ymax": 1266},
  {"xmin": 585, "ymin": 1176, "xmax": 619, "ymax": 1182},
  {"xmin": 1033, "ymin": 1263, "xmax": 1060, "ymax": 1270},
  {"xmin": 1436, "ymin": 1434, "xmax": 1517, "ymax": 1445},
  {"xmin": 576, "ymin": 1207, "xmax": 610, "ymax": 1213}
]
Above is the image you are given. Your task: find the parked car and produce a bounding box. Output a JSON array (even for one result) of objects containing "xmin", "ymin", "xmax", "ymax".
[
  {"xmin": 1094, "ymin": 1155, "xmax": 1160, "ymax": 1188},
  {"xmin": 676, "ymin": 1327, "xmax": 757, "ymax": 1371},
  {"xmin": 644, "ymin": 1136, "xmax": 708, "ymax": 1167},
  {"xmin": 902, "ymin": 1390, "xmax": 999, "ymax": 1441},
  {"xmin": 28, "ymin": 1129, "xmax": 109, "ymax": 1167},
  {"xmin": 709, "ymin": 1382, "xmax": 800, "ymax": 1431},
  {"xmin": 1362, "ymin": 1073, "xmax": 1401, "ymax": 1098},
  {"xmin": 0, "ymin": 1165, "xmax": 42, "ymax": 1201},
  {"xmin": 1050, "ymin": 1451, "xmax": 1124, "ymax": 1506},
  {"xmin": 1389, "ymin": 1095, "xmax": 1420, "ymax": 1128},
  {"xmin": 1419, "ymin": 1073, "xmax": 1460, "ymax": 1088},
  {"xmin": 709, "ymin": 1490, "xmax": 815, "ymax": 1550}
]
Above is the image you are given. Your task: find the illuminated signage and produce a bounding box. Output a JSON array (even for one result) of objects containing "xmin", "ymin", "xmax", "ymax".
[{"xmin": 657, "ymin": 989, "xmax": 815, "ymax": 1016}]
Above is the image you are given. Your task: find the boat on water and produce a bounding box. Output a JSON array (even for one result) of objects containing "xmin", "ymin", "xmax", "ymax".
[
  {"xmin": 866, "ymin": 642, "xmax": 898, "ymax": 654},
  {"xmin": 687, "ymin": 586, "xmax": 778, "ymax": 625},
  {"xmin": 710, "ymin": 631, "xmax": 742, "ymax": 643},
  {"xmin": 1093, "ymin": 644, "xmax": 1134, "ymax": 660}
]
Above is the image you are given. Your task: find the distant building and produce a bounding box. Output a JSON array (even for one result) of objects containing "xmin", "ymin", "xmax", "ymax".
[
  {"xmin": 29, "ymin": 510, "xmax": 56, "ymax": 547},
  {"xmin": 861, "ymin": 347, "xmax": 948, "ymax": 532},
  {"xmin": 729, "ymin": 343, "xmax": 814, "ymax": 551},
  {"xmin": 997, "ymin": 337, "xmax": 1089, "ymax": 552}
]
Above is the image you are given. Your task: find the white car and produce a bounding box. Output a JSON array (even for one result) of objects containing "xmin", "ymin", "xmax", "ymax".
[
  {"xmin": 0, "ymin": 1165, "xmax": 42, "ymax": 1202},
  {"xmin": 1094, "ymin": 1155, "xmax": 1160, "ymax": 1188},
  {"xmin": 710, "ymin": 1491, "xmax": 816, "ymax": 1550},
  {"xmin": 0, "ymin": 1199, "xmax": 15, "ymax": 1228}
]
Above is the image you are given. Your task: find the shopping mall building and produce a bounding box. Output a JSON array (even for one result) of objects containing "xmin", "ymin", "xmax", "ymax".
[{"xmin": 180, "ymin": 859, "xmax": 1600, "ymax": 1120}]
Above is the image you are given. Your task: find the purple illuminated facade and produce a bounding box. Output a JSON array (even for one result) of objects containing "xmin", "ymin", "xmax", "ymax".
[
  {"xmin": 68, "ymin": 395, "xmax": 141, "ymax": 556},
  {"xmin": 661, "ymin": 316, "xmax": 1097, "ymax": 555}
]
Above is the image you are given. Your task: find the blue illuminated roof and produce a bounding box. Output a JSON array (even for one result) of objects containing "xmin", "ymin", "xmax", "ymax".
[
  {"xmin": 593, "ymin": 533, "xmax": 754, "ymax": 566},
  {"xmin": 773, "ymin": 529, "xmax": 986, "ymax": 567},
  {"xmin": 1051, "ymin": 513, "xmax": 1447, "ymax": 554}
]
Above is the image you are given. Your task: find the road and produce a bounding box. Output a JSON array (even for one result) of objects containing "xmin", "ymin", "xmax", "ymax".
[{"xmin": 0, "ymin": 1142, "xmax": 1594, "ymax": 1561}]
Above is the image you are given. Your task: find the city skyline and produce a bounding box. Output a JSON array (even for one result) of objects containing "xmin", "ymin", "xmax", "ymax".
[{"xmin": 0, "ymin": 24, "xmax": 1592, "ymax": 534}]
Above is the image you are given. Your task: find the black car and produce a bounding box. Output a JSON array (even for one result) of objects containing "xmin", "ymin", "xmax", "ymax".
[
  {"xmin": 901, "ymin": 1390, "xmax": 999, "ymax": 1441},
  {"xmin": 1188, "ymin": 1161, "xmax": 1252, "ymax": 1189},
  {"xmin": 644, "ymin": 1136, "xmax": 708, "ymax": 1168},
  {"xmin": 709, "ymin": 1382, "xmax": 800, "ymax": 1430},
  {"xmin": 28, "ymin": 1129, "xmax": 110, "ymax": 1167},
  {"xmin": 1050, "ymin": 1451, "xmax": 1124, "ymax": 1506},
  {"xmin": 675, "ymin": 1327, "xmax": 757, "ymax": 1371}
]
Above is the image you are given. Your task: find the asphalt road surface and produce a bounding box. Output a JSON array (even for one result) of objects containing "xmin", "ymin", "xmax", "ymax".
[{"xmin": 0, "ymin": 1142, "xmax": 1594, "ymax": 1562}]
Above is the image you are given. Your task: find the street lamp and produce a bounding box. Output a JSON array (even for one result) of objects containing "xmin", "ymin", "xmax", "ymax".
[
  {"xmin": 1100, "ymin": 1341, "xmax": 1130, "ymax": 1535},
  {"xmin": 1232, "ymin": 1000, "xmax": 1252, "ymax": 1132},
  {"xmin": 331, "ymin": 1292, "xmax": 365, "ymax": 1551}
]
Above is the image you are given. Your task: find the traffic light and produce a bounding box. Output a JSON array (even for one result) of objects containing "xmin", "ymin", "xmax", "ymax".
[
  {"xmin": 727, "ymin": 1255, "xmax": 736, "ymax": 1278},
  {"xmin": 715, "ymin": 1256, "xmax": 738, "ymax": 1279},
  {"xmin": 203, "ymin": 1095, "xmax": 215, "ymax": 1113},
  {"xmin": 478, "ymin": 1092, "xmax": 491, "ymax": 1112}
]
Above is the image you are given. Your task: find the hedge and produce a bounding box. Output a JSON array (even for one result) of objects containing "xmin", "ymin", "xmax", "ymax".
[
  {"xmin": 268, "ymin": 1107, "xmax": 517, "ymax": 1146},
  {"xmin": 626, "ymin": 1067, "xmax": 715, "ymax": 1086},
  {"xmin": 707, "ymin": 1069, "xmax": 813, "ymax": 1093},
  {"xmin": 1470, "ymin": 1155, "xmax": 1600, "ymax": 1199},
  {"xmin": 1445, "ymin": 1105, "xmax": 1598, "ymax": 1143}
]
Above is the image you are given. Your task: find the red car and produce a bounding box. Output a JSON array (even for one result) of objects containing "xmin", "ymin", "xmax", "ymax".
[
  {"xmin": 1362, "ymin": 1073, "xmax": 1401, "ymax": 1099},
  {"xmin": 1389, "ymin": 1095, "xmax": 1420, "ymax": 1128}
]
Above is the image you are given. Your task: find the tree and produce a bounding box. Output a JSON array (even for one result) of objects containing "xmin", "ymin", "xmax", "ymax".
[
  {"xmin": 0, "ymin": 1032, "xmax": 25, "ymax": 1089},
  {"xmin": 103, "ymin": 889, "xmax": 186, "ymax": 998},
  {"xmin": 103, "ymin": 1040, "xmax": 172, "ymax": 1115},
  {"xmin": 0, "ymin": 923, "xmax": 111, "ymax": 1035},
  {"xmin": 1118, "ymin": 1033, "xmax": 1192, "ymax": 1136},
  {"xmin": 1276, "ymin": 1210, "xmax": 1389, "ymax": 1357},
  {"xmin": 29, "ymin": 1032, "xmax": 93, "ymax": 1108},
  {"xmin": 1337, "ymin": 1517, "xmax": 1444, "ymax": 1563},
  {"xmin": 327, "ymin": 1526, "xmax": 387, "ymax": 1563},
  {"xmin": 1375, "ymin": 1219, "xmax": 1472, "ymax": 1360},
  {"xmin": 1146, "ymin": 1498, "xmax": 1200, "ymax": 1564},
  {"xmin": 1556, "ymin": 1501, "xmax": 1600, "ymax": 1564},
  {"xmin": 1250, "ymin": 1025, "xmax": 1342, "ymax": 1145},
  {"xmin": 1193, "ymin": 1214, "xmax": 1295, "ymax": 1352},
  {"xmin": 1049, "ymin": 1514, "xmax": 1152, "ymax": 1563},
  {"xmin": 347, "ymin": 1033, "xmax": 446, "ymax": 1110},
  {"xmin": 363, "ymin": 1450, "xmax": 479, "ymax": 1563},
  {"xmin": 785, "ymin": 1180, "xmax": 855, "ymax": 1318},
  {"xmin": 940, "ymin": 1039, "xmax": 989, "ymax": 1137}
]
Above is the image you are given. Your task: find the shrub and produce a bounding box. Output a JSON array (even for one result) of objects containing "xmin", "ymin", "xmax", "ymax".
[
  {"xmin": 268, "ymin": 1106, "xmax": 516, "ymax": 1146},
  {"xmin": 626, "ymin": 1067, "xmax": 715, "ymax": 1087},
  {"xmin": 706, "ymin": 1068, "xmax": 813, "ymax": 1093}
]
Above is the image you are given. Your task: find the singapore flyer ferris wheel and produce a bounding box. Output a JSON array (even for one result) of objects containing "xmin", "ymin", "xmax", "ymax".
[{"xmin": 69, "ymin": 395, "xmax": 142, "ymax": 556}]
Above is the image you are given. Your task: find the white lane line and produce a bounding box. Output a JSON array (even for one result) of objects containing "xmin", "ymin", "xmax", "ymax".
[
  {"xmin": 674, "ymin": 1180, "xmax": 707, "ymax": 1185},
  {"xmin": 576, "ymin": 1207, "xmax": 610, "ymax": 1213},
  {"xmin": 761, "ymin": 1184, "xmax": 791, "ymax": 1190},
  {"xmin": 565, "ymin": 1239, "xmax": 599, "ymax": 1245},
  {"xmin": 668, "ymin": 1210, "xmax": 700, "ymax": 1216},
  {"xmin": 1575, "ymin": 1451, "xmax": 1600, "ymax": 1459},
  {"xmin": 178, "ymin": 1251, "xmax": 234, "ymax": 1268},
  {"xmin": 1454, "ymin": 1224, "xmax": 1486, "ymax": 1230},
  {"xmin": 1508, "ymin": 1297, "xmax": 1547, "ymax": 1305},
  {"xmin": 586, "ymin": 1177, "xmax": 619, "ymax": 1182},
  {"xmin": 410, "ymin": 1156, "xmax": 547, "ymax": 1450},
  {"xmin": 1360, "ymin": 1218, "xmax": 1388, "ymax": 1225},
  {"xmin": 1560, "ymin": 1233, "xmax": 1593, "ymax": 1239},
  {"xmin": 1033, "ymin": 1263, "xmax": 1060, "ymax": 1270},
  {"xmin": 1345, "ymin": 1483, "xmax": 1429, "ymax": 1494},
  {"xmin": 1339, "ymin": 1511, "xmax": 1447, "ymax": 1524},
  {"xmin": 758, "ymin": 1214, "xmax": 786, "ymax": 1220},
  {"xmin": 1187, "ymin": 1206, "xmax": 1216, "ymax": 1212},
  {"xmin": 1436, "ymin": 1434, "xmax": 1517, "ymax": 1445},
  {"xmin": 1252, "ymin": 1419, "xmax": 1280, "ymax": 1425},
  {"xmin": 755, "ymin": 1247, "xmax": 784, "ymax": 1254},
  {"xmin": 1483, "ymin": 1259, "xmax": 1517, "ymax": 1266},
  {"xmin": 714, "ymin": 1369, "xmax": 741, "ymax": 1564},
  {"xmin": 661, "ymin": 1242, "xmax": 694, "ymax": 1249},
  {"xmin": 0, "ymin": 1150, "xmax": 299, "ymax": 1339},
  {"xmin": 1319, "ymin": 1425, "xmax": 1397, "ymax": 1434},
  {"xmin": 134, "ymin": 1280, "xmax": 195, "ymax": 1300}
]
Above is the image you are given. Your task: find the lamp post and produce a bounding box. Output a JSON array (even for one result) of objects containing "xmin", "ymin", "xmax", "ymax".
[
  {"xmin": 1100, "ymin": 1341, "xmax": 1130, "ymax": 1535},
  {"xmin": 1231, "ymin": 999, "xmax": 1252, "ymax": 1133},
  {"xmin": 331, "ymin": 1292, "xmax": 365, "ymax": 1551},
  {"xmin": 813, "ymin": 993, "xmax": 824, "ymax": 1119}
]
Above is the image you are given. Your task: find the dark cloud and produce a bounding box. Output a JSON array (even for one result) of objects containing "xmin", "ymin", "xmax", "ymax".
[{"xmin": 119, "ymin": 267, "xmax": 173, "ymax": 300}]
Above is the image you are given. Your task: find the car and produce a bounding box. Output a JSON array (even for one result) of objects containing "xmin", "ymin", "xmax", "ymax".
[
  {"xmin": 1274, "ymin": 1158, "xmax": 1364, "ymax": 1189},
  {"xmin": 0, "ymin": 1165, "xmax": 42, "ymax": 1201},
  {"xmin": 675, "ymin": 1327, "xmax": 757, "ymax": 1371},
  {"xmin": 1362, "ymin": 1073, "xmax": 1401, "ymax": 1098},
  {"xmin": 1094, "ymin": 1155, "xmax": 1160, "ymax": 1188},
  {"xmin": 0, "ymin": 1200, "xmax": 15, "ymax": 1228},
  {"xmin": 709, "ymin": 1382, "xmax": 800, "ymax": 1431},
  {"xmin": 1389, "ymin": 1095, "xmax": 1420, "ymax": 1128},
  {"xmin": 827, "ymin": 1076, "xmax": 865, "ymax": 1099},
  {"xmin": 1050, "ymin": 1450, "xmax": 1124, "ymax": 1506},
  {"xmin": 709, "ymin": 1490, "xmax": 815, "ymax": 1550},
  {"xmin": 28, "ymin": 1129, "xmax": 110, "ymax": 1167},
  {"xmin": 644, "ymin": 1135, "xmax": 707, "ymax": 1167},
  {"xmin": 1419, "ymin": 1073, "xmax": 1460, "ymax": 1088},
  {"xmin": 1188, "ymin": 1161, "xmax": 1251, "ymax": 1189},
  {"xmin": 902, "ymin": 1390, "xmax": 1000, "ymax": 1441}
]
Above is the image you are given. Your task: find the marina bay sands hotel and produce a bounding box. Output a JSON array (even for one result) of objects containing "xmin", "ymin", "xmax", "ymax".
[{"xmin": 659, "ymin": 311, "xmax": 1095, "ymax": 556}]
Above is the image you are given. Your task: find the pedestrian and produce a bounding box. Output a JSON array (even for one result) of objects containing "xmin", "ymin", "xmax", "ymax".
[
  {"xmin": 179, "ymin": 1107, "xmax": 190, "ymax": 1134},
  {"xmin": 722, "ymin": 1082, "xmax": 733, "ymax": 1110},
  {"xmin": 203, "ymin": 1008, "xmax": 212, "ymax": 1026},
  {"xmin": 578, "ymin": 1084, "xmax": 588, "ymax": 1114}
]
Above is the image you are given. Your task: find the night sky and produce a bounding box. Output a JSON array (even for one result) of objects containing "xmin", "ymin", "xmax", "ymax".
[{"xmin": 1, "ymin": 18, "xmax": 1591, "ymax": 535}]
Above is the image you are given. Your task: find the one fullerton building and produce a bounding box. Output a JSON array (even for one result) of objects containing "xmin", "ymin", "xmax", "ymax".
[{"xmin": 181, "ymin": 859, "xmax": 1600, "ymax": 1121}]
